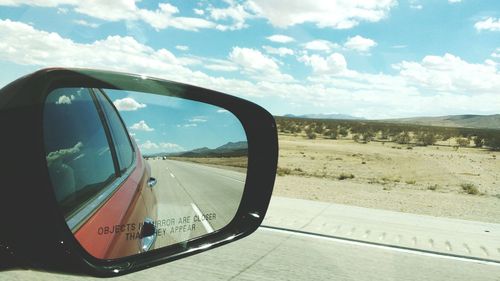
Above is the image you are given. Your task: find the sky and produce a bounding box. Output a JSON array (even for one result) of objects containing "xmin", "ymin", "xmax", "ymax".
[
  {"xmin": 105, "ymin": 89, "xmax": 247, "ymax": 154},
  {"xmin": 0, "ymin": 0, "xmax": 499, "ymax": 119}
]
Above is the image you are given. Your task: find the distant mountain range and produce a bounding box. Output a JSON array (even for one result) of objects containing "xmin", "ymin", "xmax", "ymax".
[
  {"xmin": 283, "ymin": 113, "xmax": 363, "ymax": 120},
  {"xmin": 145, "ymin": 141, "xmax": 248, "ymax": 158},
  {"xmin": 280, "ymin": 113, "xmax": 500, "ymax": 129},
  {"xmin": 383, "ymin": 114, "xmax": 500, "ymax": 129}
]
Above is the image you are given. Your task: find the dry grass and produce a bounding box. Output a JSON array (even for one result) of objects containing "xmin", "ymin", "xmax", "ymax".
[
  {"xmin": 273, "ymin": 133, "xmax": 500, "ymax": 223},
  {"xmin": 168, "ymin": 156, "xmax": 247, "ymax": 171}
]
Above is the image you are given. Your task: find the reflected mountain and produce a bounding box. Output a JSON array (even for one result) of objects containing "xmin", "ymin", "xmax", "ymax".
[{"xmin": 145, "ymin": 141, "xmax": 248, "ymax": 158}]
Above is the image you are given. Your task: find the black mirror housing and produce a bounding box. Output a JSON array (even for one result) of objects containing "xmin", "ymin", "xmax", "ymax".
[{"xmin": 0, "ymin": 68, "xmax": 278, "ymax": 277}]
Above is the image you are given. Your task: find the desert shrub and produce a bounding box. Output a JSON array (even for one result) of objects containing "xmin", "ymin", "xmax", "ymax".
[
  {"xmin": 485, "ymin": 135, "xmax": 500, "ymax": 151},
  {"xmin": 440, "ymin": 132, "xmax": 452, "ymax": 141},
  {"xmin": 474, "ymin": 137, "xmax": 484, "ymax": 148},
  {"xmin": 352, "ymin": 134, "xmax": 360, "ymax": 142},
  {"xmin": 456, "ymin": 138, "xmax": 469, "ymax": 147},
  {"xmin": 326, "ymin": 129, "xmax": 338, "ymax": 139},
  {"xmin": 428, "ymin": 184, "xmax": 439, "ymax": 191},
  {"xmin": 338, "ymin": 173, "xmax": 355, "ymax": 180},
  {"xmin": 315, "ymin": 125, "xmax": 325, "ymax": 134},
  {"xmin": 362, "ymin": 131, "xmax": 375, "ymax": 142},
  {"xmin": 380, "ymin": 130, "xmax": 390, "ymax": 140},
  {"xmin": 461, "ymin": 183, "xmax": 479, "ymax": 195},
  {"xmin": 395, "ymin": 131, "xmax": 411, "ymax": 144},
  {"xmin": 338, "ymin": 127, "xmax": 349, "ymax": 137},
  {"xmin": 416, "ymin": 132, "xmax": 437, "ymax": 146},
  {"xmin": 306, "ymin": 131, "xmax": 317, "ymax": 139},
  {"xmin": 277, "ymin": 167, "xmax": 292, "ymax": 176},
  {"xmin": 405, "ymin": 179, "xmax": 416, "ymax": 185}
]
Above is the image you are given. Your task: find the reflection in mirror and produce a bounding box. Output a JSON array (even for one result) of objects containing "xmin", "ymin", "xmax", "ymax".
[{"xmin": 43, "ymin": 87, "xmax": 247, "ymax": 259}]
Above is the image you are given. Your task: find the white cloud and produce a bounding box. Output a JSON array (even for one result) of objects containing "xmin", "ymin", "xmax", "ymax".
[
  {"xmin": 55, "ymin": 94, "xmax": 74, "ymax": 105},
  {"xmin": 492, "ymin": 48, "xmax": 500, "ymax": 58},
  {"xmin": 2, "ymin": 19, "xmax": 499, "ymax": 119},
  {"xmin": 229, "ymin": 46, "xmax": 294, "ymax": 82},
  {"xmin": 73, "ymin": 19, "xmax": 99, "ymax": 28},
  {"xmin": 344, "ymin": 35, "xmax": 377, "ymax": 52},
  {"xmin": 196, "ymin": 57, "xmax": 239, "ymax": 72},
  {"xmin": 193, "ymin": 8, "xmax": 204, "ymax": 15},
  {"xmin": 303, "ymin": 40, "xmax": 339, "ymax": 52},
  {"xmin": 0, "ymin": 19, "xmax": 273, "ymax": 99},
  {"xmin": 266, "ymin": 34, "xmax": 295, "ymax": 43},
  {"xmin": 448, "ymin": 0, "xmax": 461, "ymax": 3},
  {"xmin": 295, "ymin": 52, "xmax": 500, "ymax": 118},
  {"xmin": 204, "ymin": 64, "xmax": 239, "ymax": 72},
  {"xmin": 177, "ymin": 123, "xmax": 198, "ymax": 128},
  {"xmin": 140, "ymin": 140, "xmax": 159, "ymax": 150},
  {"xmin": 262, "ymin": 45, "xmax": 294, "ymax": 57},
  {"xmin": 175, "ymin": 45, "xmax": 189, "ymax": 51},
  {"xmin": 409, "ymin": 0, "xmax": 423, "ymax": 10},
  {"xmin": 217, "ymin": 109, "xmax": 229, "ymax": 113},
  {"xmin": 393, "ymin": 53, "xmax": 500, "ymax": 94},
  {"xmin": 0, "ymin": 0, "xmax": 215, "ymax": 31},
  {"xmin": 249, "ymin": 0, "xmax": 397, "ymax": 29},
  {"xmin": 392, "ymin": 45, "xmax": 407, "ymax": 49},
  {"xmin": 130, "ymin": 120, "xmax": 154, "ymax": 132},
  {"xmin": 188, "ymin": 118, "xmax": 207, "ymax": 123},
  {"xmin": 113, "ymin": 97, "xmax": 146, "ymax": 111},
  {"xmin": 139, "ymin": 141, "xmax": 184, "ymax": 151},
  {"xmin": 298, "ymin": 53, "xmax": 348, "ymax": 74},
  {"xmin": 57, "ymin": 7, "xmax": 68, "ymax": 14},
  {"xmin": 208, "ymin": 0, "xmax": 258, "ymax": 31},
  {"xmin": 160, "ymin": 142, "xmax": 184, "ymax": 151},
  {"xmin": 474, "ymin": 17, "xmax": 500, "ymax": 32}
]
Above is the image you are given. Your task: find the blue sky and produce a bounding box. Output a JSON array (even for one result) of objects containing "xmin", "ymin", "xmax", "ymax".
[
  {"xmin": 0, "ymin": 0, "xmax": 499, "ymax": 119},
  {"xmin": 105, "ymin": 89, "xmax": 247, "ymax": 154}
]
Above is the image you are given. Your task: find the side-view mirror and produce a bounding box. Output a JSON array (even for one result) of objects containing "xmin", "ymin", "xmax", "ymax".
[{"xmin": 0, "ymin": 68, "xmax": 278, "ymax": 277}]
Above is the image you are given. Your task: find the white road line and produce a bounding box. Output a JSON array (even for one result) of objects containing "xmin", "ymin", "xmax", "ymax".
[
  {"xmin": 211, "ymin": 172, "xmax": 245, "ymax": 183},
  {"xmin": 191, "ymin": 203, "xmax": 214, "ymax": 234},
  {"xmin": 260, "ymin": 227, "xmax": 500, "ymax": 266}
]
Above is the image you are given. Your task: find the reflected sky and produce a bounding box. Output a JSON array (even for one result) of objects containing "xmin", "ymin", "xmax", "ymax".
[{"xmin": 104, "ymin": 89, "xmax": 247, "ymax": 155}]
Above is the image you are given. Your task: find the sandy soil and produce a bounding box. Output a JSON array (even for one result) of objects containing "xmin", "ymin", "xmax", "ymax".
[{"xmin": 273, "ymin": 134, "xmax": 500, "ymax": 223}]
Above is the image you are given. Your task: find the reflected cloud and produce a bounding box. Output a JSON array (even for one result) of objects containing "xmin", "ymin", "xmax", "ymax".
[
  {"xmin": 113, "ymin": 97, "xmax": 146, "ymax": 111},
  {"xmin": 130, "ymin": 120, "xmax": 154, "ymax": 131},
  {"xmin": 177, "ymin": 123, "xmax": 198, "ymax": 128},
  {"xmin": 188, "ymin": 118, "xmax": 207, "ymax": 123},
  {"xmin": 55, "ymin": 94, "xmax": 75, "ymax": 105},
  {"xmin": 46, "ymin": 142, "xmax": 83, "ymax": 166}
]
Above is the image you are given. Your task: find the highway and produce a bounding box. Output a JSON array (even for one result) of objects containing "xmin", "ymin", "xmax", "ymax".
[
  {"xmin": 3, "ymin": 161, "xmax": 500, "ymax": 280},
  {"xmin": 147, "ymin": 159, "xmax": 246, "ymax": 248},
  {"xmin": 4, "ymin": 226, "xmax": 500, "ymax": 281}
]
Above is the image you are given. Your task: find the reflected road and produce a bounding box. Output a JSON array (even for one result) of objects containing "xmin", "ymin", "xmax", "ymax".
[{"xmin": 147, "ymin": 159, "xmax": 246, "ymax": 248}]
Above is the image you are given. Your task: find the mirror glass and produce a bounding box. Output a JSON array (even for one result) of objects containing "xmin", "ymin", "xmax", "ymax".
[{"xmin": 43, "ymin": 87, "xmax": 248, "ymax": 259}]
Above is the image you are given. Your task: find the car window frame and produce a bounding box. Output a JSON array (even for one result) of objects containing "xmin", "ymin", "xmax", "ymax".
[
  {"xmin": 57, "ymin": 88, "xmax": 138, "ymax": 232},
  {"xmin": 92, "ymin": 88, "xmax": 136, "ymax": 173}
]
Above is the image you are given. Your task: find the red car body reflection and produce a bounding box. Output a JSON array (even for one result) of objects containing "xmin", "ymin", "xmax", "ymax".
[{"xmin": 74, "ymin": 141, "xmax": 157, "ymax": 259}]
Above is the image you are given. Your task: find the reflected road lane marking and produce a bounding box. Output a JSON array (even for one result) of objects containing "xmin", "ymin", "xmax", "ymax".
[{"xmin": 191, "ymin": 203, "xmax": 214, "ymax": 234}]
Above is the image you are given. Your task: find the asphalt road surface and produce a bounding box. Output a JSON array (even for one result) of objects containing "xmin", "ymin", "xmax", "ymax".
[
  {"xmin": 264, "ymin": 197, "xmax": 500, "ymax": 262},
  {"xmin": 4, "ymin": 227, "xmax": 500, "ymax": 281},
  {"xmin": 4, "ymin": 162, "xmax": 500, "ymax": 280},
  {"xmin": 147, "ymin": 159, "xmax": 246, "ymax": 248}
]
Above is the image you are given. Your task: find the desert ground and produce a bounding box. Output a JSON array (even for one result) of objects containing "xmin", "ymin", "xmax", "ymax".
[
  {"xmin": 273, "ymin": 133, "xmax": 500, "ymax": 224},
  {"xmin": 167, "ymin": 156, "xmax": 247, "ymax": 173}
]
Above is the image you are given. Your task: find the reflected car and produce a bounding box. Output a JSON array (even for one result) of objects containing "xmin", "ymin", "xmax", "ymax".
[{"xmin": 43, "ymin": 87, "xmax": 158, "ymax": 259}]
